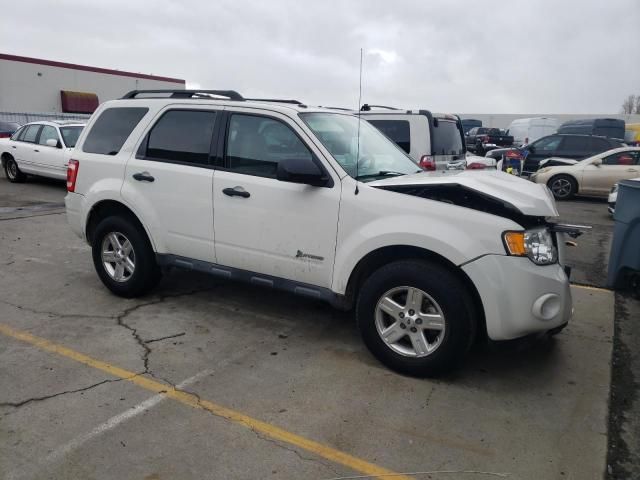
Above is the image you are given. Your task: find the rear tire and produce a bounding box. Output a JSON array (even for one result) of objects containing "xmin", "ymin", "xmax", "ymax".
[
  {"xmin": 91, "ymin": 215, "xmax": 161, "ymax": 298},
  {"xmin": 548, "ymin": 174, "xmax": 577, "ymax": 200},
  {"xmin": 356, "ymin": 259, "xmax": 477, "ymax": 377},
  {"xmin": 4, "ymin": 157, "xmax": 26, "ymax": 183}
]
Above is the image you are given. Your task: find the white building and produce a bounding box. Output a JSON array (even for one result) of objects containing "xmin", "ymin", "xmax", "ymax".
[{"xmin": 0, "ymin": 53, "xmax": 185, "ymax": 114}]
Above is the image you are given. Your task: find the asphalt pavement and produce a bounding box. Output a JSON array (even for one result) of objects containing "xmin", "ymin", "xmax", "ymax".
[{"xmin": 0, "ymin": 174, "xmax": 636, "ymax": 480}]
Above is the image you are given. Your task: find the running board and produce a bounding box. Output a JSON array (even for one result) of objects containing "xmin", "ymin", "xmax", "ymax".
[{"xmin": 156, "ymin": 254, "xmax": 345, "ymax": 307}]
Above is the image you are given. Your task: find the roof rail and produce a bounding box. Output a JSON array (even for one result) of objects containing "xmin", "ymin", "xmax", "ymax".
[
  {"xmin": 318, "ymin": 106, "xmax": 352, "ymax": 111},
  {"xmin": 245, "ymin": 98, "xmax": 305, "ymax": 105},
  {"xmin": 360, "ymin": 104, "xmax": 400, "ymax": 111},
  {"xmin": 121, "ymin": 90, "xmax": 244, "ymax": 100}
]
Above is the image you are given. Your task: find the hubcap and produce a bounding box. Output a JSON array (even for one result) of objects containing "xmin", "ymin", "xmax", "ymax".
[
  {"xmin": 101, "ymin": 232, "xmax": 135, "ymax": 282},
  {"xmin": 551, "ymin": 178, "xmax": 572, "ymax": 198},
  {"xmin": 375, "ymin": 286, "xmax": 446, "ymax": 358},
  {"xmin": 7, "ymin": 160, "xmax": 17, "ymax": 179}
]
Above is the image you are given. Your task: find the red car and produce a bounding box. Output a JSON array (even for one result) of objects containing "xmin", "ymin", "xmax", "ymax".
[{"xmin": 0, "ymin": 121, "xmax": 21, "ymax": 138}]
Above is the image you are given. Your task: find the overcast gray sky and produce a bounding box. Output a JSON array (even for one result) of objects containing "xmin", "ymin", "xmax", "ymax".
[{"xmin": 1, "ymin": 0, "xmax": 638, "ymax": 113}]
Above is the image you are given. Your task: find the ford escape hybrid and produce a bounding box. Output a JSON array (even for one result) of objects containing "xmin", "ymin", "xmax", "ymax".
[{"xmin": 66, "ymin": 89, "xmax": 578, "ymax": 376}]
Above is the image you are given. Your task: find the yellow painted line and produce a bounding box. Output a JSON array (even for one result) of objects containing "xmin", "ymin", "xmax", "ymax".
[
  {"xmin": 0, "ymin": 323, "xmax": 409, "ymax": 480},
  {"xmin": 571, "ymin": 284, "xmax": 611, "ymax": 293}
]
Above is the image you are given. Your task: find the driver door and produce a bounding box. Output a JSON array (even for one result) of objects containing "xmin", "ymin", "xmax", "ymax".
[
  {"xmin": 213, "ymin": 109, "xmax": 341, "ymax": 288},
  {"xmin": 582, "ymin": 151, "xmax": 640, "ymax": 195}
]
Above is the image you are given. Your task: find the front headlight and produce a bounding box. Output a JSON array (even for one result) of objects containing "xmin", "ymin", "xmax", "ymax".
[{"xmin": 503, "ymin": 227, "xmax": 558, "ymax": 265}]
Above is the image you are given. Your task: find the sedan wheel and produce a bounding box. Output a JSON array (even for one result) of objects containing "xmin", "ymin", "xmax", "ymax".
[{"xmin": 548, "ymin": 175, "xmax": 576, "ymax": 200}]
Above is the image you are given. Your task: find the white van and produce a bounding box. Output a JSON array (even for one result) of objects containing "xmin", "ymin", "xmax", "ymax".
[{"xmin": 506, "ymin": 117, "xmax": 559, "ymax": 147}]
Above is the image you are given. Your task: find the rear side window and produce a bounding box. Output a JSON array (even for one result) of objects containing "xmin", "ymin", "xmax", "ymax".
[
  {"xmin": 367, "ymin": 120, "xmax": 410, "ymax": 153},
  {"xmin": 588, "ymin": 137, "xmax": 612, "ymax": 152},
  {"xmin": 22, "ymin": 125, "xmax": 41, "ymax": 143},
  {"xmin": 431, "ymin": 120, "xmax": 464, "ymax": 155},
  {"xmin": 558, "ymin": 136, "xmax": 588, "ymax": 152},
  {"xmin": 142, "ymin": 110, "xmax": 217, "ymax": 166},
  {"xmin": 38, "ymin": 126, "xmax": 59, "ymax": 146},
  {"xmin": 603, "ymin": 151, "xmax": 640, "ymax": 165},
  {"xmin": 83, "ymin": 107, "xmax": 148, "ymax": 155}
]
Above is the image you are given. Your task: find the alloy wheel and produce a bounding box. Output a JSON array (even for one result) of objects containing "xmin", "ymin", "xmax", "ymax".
[
  {"xmin": 375, "ymin": 286, "xmax": 446, "ymax": 357},
  {"xmin": 101, "ymin": 232, "xmax": 135, "ymax": 282}
]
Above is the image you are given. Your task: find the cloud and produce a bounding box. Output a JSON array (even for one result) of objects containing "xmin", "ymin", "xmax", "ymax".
[{"xmin": 1, "ymin": 0, "xmax": 638, "ymax": 113}]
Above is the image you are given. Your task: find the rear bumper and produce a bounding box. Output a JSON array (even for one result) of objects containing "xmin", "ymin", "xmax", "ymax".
[
  {"xmin": 462, "ymin": 255, "xmax": 573, "ymax": 341},
  {"xmin": 64, "ymin": 192, "xmax": 86, "ymax": 240}
]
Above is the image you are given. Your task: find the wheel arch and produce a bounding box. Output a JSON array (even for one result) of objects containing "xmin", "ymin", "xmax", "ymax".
[
  {"xmin": 343, "ymin": 245, "xmax": 487, "ymax": 341},
  {"xmin": 1, "ymin": 151, "xmax": 14, "ymax": 167},
  {"xmin": 85, "ymin": 199, "xmax": 157, "ymax": 252}
]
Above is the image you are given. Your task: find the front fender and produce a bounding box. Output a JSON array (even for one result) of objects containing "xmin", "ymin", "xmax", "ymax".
[{"xmin": 331, "ymin": 181, "xmax": 520, "ymax": 294}]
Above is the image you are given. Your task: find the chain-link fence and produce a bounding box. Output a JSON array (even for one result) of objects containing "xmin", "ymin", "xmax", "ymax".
[{"xmin": 0, "ymin": 111, "xmax": 91, "ymax": 125}]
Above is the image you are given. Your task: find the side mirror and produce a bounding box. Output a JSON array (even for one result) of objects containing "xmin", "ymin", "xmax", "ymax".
[
  {"xmin": 528, "ymin": 145, "xmax": 535, "ymax": 153},
  {"xmin": 45, "ymin": 138, "xmax": 58, "ymax": 148},
  {"xmin": 276, "ymin": 157, "xmax": 328, "ymax": 187},
  {"xmin": 592, "ymin": 158, "xmax": 602, "ymax": 166}
]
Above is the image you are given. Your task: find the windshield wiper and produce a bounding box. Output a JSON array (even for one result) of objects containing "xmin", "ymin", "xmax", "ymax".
[{"xmin": 356, "ymin": 170, "xmax": 418, "ymax": 180}]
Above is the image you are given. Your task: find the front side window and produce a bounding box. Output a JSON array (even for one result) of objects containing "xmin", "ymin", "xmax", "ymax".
[
  {"xmin": 60, "ymin": 126, "xmax": 83, "ymax": 148},
  {"xmin": 300, "ymin": 112, "xmax": 419, "ymax": 181},
  {"xmin": 367, "ymin": 120, "xmax": 411, "ymax": 154},
  {"xmin": 558, "ymin": 136, "xmax": 587, "ymax": 153},
  {"xmin": 431, "ymin": 119, "xmax": 465, "ymax": 155},
  {"xmin": 83, "ymin": 107, "xmax": 148, "ymax": 155},
  {"xmin": 38, "ymin": 126, "xmax": 59, "ymax": 146},
  {"xmin": 144, "ymin": 110, "xmax": 216, "ymax": 165},
  {"xmin": 11, "ymin": 126, "xmax": 26, "ymax": 141},
  {"xmin": 603, "ymin": 151, "xmax": 640, "ymax": 166},
  {"xmin": 226, "ymin": 114, "xmax": 313, "ymax": 178},
  {"xmin": 22, "ymin": 125, "xmax": 41, "ymax": 143},
  {"xmin": 533, "ymin": 135, "xmax": 561, "ymax": 152}
]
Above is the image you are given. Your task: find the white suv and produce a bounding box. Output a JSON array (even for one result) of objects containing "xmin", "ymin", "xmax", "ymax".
[
  {"xmin": 65, "ymin": 89, "xmax": 575, "ymax": 376},
  {"xmin": 1, "ymin": 120, "xmax": 85, "ymax": 182}
]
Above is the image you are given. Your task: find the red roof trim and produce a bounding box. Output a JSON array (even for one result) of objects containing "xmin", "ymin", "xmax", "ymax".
[{"xmin": 0, "ymin": 53, "xmax": 185, "ymax": 84}]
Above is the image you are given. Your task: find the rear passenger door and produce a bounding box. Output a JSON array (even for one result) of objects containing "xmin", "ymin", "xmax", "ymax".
[
  {"xmin": 212, "ymin": 109, "xmax": 341, "ymax": 288},
  {"xmin": 34, "ymin": 125, "xmax": 66, "ymax": 179},
  {"xmin": 583, "ymin": 151, "xmax": 640, "ymax": 195},
  {"xmin": 14, "ymin": 124, "xmax": 42, "ymax": 173},
  {"xmin": 121, "ymin": 108, "xmax": 219, "ymax": 263}
]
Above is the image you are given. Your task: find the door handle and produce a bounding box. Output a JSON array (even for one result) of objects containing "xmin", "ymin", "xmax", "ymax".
[
  {"xmin": 626, "ymin": 168, "xmax": 638, "ymax": 172},
  {"xmin": 223, "ymin": 186, "xmax": 250, "ymax": 198},
  {"xmin": 33, "ymin": 149, "xmax": 39, "ymax": 152},
  {"xmin": 133, "ymin": 172, "xmax": 155, "ymax": 182},
  {"xmin": 11, "ymin": 146, "xmax": 16, "ymax": 149}
]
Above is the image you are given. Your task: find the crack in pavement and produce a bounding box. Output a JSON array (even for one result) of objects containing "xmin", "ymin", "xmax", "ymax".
[
  {"xmin": 0, "ymin": 373, "xmax": 142, "ymax": 411},
  {"xmin": 144, "ymin": 332, "xmax": 186, "ymax": 344}
]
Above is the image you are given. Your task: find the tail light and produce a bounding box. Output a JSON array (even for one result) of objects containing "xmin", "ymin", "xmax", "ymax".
[
  {"xmin": 67, "ymin": 159, "xmax": 79, "ymax": 192},
  {"xmin": 419, "ymin": 155, "xmax": 436, "ymax": 171},
  {"xmin": 467, "ymin": 162, "xmax": 486, "ymax": 169},
  {"xmin": 0, "ymin": 133, "xmax": 10, "ymax": 138}
]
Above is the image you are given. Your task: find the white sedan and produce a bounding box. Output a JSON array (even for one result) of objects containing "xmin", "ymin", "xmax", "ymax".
[
  {"xmin": 1, "ymin": 120, "xmax": 85, "ymax": 182},
  {"xmin": 530, "ymin": 147, "xmax": 640, "ymax": 200}
]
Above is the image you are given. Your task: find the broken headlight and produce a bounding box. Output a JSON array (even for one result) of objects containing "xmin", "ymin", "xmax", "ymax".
[{"xmin": 503, "ymin": 227, "xmax": 558, "ymax": 265}]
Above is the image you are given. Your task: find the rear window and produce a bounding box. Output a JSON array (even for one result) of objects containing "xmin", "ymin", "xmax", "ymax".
[
  {"xmin": 367, "ymin": 120, "xmax": 411, "ymax": 153},
  {"xmin": 83, "ymin": 108, "xmax": 148, "ymax": 155},
  {"xmin": 60, "ymin": 126, "xmax": 83, "ymax": 148},
  {"xmin": 432, "ymin": 119, "xmax": 464, "ymax": 155}
]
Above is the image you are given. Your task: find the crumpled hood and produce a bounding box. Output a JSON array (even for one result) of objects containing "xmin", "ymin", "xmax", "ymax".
[{"xmin": 368, "ymin": 170, "xmax": 559, "ymax": 217}]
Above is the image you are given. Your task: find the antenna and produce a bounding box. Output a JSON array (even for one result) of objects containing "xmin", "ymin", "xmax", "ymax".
[{"xmin": 355, "ymin": 48, "xmax": 363, "ymax": 195}]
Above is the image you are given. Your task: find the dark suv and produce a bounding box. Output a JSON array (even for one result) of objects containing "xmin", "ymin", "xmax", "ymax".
[{"xmin": 487, "ymin": 134, "xmax": 624, "ymax": 174}]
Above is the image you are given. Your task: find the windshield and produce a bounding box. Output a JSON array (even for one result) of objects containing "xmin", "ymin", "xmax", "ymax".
[
  {"xmin": 431, "ymin": 119, "xmax": 465, "ymax": 155},
  {"xmin": 300, "ymin": 113, "xmax": 420, "ymax": 181},
  {"xmin": 60, "ymin": 126, "xmax": 83, "ymax": 148}
]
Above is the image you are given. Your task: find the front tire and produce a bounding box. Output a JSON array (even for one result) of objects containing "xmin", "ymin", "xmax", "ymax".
[
  {"xmin": 356, "ymin": 260, "xmax": 477, "ymax": 377},
  {"xmin": 91, "ymin": 215, "xmax": 161, "ymax": 298},
  {"xmin": 4, "ymin": 157, "xmax": 26, "ymax": 183},
  {"xmin": 548, "ymin": 174, "xmax": 577, "ymax": 200}
]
